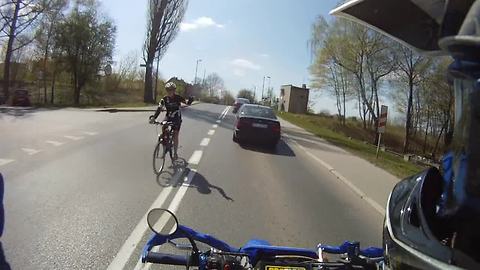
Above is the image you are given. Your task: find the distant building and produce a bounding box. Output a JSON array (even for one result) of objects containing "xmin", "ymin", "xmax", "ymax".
[{"xmin": 279, "ymin": 84, "xmax": 309, "ymax": 114}]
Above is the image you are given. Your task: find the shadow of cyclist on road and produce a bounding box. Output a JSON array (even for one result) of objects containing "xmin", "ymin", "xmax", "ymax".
[
  {"xmin": 183, "ymin": 168, "xmax": 234, "ymax": 202},
  {"xmin": 156, "ymin": 158, "xmax": 188, "ymax": 187}
]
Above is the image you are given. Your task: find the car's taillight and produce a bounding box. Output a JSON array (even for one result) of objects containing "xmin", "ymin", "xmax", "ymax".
[
  {"xmin": 236, "ymin": 118, "xmax": 250, "ymax": 128},
  {"xmin": 271, "ymin": 122, "xmax": 281, "ymax": 133}
]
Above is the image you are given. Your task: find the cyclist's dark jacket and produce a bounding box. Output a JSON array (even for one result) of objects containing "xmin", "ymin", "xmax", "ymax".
[{"xmin": 153, "ymin": 94, "xmax": 186, "ymax": 120}]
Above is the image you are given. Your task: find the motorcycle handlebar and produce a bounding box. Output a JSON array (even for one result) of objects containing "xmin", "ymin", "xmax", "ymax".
[{"xmin": 144, "ymin": 252, "xmax": 191, "ymax": 266}]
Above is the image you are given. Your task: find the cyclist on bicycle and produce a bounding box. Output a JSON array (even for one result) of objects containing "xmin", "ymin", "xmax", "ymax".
[{"xmin": 149, "ymin": 82, "xmax": 192, "ymax": 160}]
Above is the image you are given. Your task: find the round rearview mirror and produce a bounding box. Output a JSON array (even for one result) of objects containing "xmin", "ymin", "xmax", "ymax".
[{"xmin": 147, "ymin": 208, "xmax": 179, "ymax": 236}]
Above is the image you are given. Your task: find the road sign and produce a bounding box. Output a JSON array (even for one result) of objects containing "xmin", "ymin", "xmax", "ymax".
[
  {"xmin": 104, "ymin": 64, "xmax": 112, "ymax": 76},
  {"xmin": 378, "ymin": 105, "xmax": 388, "ymax": 133},
  {"xmin": 376, "ymin": 105, "xmax": 388, "ymax": 159}
]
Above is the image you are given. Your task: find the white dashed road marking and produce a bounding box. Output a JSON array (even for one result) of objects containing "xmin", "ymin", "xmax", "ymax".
[
  {"xmin": 106, "ymin": 170, "xmax": 184, "ymax": 270},
  {"xmin": 212, "ymin": 124, "xmax": 218, "ymax": 128},
  {"xmin": 200, "ymin": 138, "xmax": 210, "ymax": 146},
  {"xmin": 82, "ymin": 131, "xmax": 98, "ymax": 136},
  {"xmin": 188, "ymin": 150, "xmax": 203, "ymax": 165},
  {"xmin": 133, "ymin": 169, "xmax": 197, "ymax": 270},
  {"xmin": 64, "ymin": 135, "xmax": 84, "ymax": 141},
  {"xmin": 0, "ymin": 159, "xmax": 14, "ymax": 166},
  {"xmin": 216, "ymin": 120, "xmax": 221, "ymax": 123},
  {"xmin": 21, "ymin": 148, "xmax": 42, "ymax": 155},
  {"xmin": 208, "ymin": 130, "xmax": 215, "ymax": 136},
  {"xmin": 45, "ymin": 140, "xmax": 64, "ymax": 146}
]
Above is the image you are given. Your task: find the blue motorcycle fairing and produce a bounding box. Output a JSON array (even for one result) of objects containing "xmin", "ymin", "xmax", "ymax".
[
  {"xmin": 319, "ymin": 241, "xmax": 383, "ymax": 258},
  {"xmin": 141, "ymin": 225, "xmax": 319, "ymax": 265},
  {"xmin": 141, "ymin": 225, "xmax": 238, "ymax": 263},
  {"xmin": 240, "ymin": 239, "xmax": 318, "ymax": 265}
]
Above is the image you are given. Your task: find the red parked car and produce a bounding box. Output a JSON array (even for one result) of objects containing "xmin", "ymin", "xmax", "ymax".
[
  {"xmin": 12, "ymin": 89, "xmax": 31, "ymax": 106},
  {"xmin": 232, "ymin": 98, "xmax": 250, "ymax": 113}
]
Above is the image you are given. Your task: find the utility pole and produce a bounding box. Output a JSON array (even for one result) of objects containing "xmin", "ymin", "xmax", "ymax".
[
  {"xmin": 194, "ymin": 59, "xmax": 202, "ymax": 84},
  {"xmin": 202, "ymin": 69, "xmax": 206, "ymax": 85}
]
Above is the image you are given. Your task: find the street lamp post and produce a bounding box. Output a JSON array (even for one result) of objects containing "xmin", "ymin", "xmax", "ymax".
[
  {"xmin": 267, "ymin": 76, "xmax": 271, "ymax": 105},
  {"xmin": 261, "ymin": 75, "xmax": 270, "ymax": 104},
  {"xmin": 194, "ymin": 59, "xmax": 202, "ymax": 85}
]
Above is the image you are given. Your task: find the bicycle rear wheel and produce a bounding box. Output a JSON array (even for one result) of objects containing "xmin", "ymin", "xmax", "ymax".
[{"xmin": 153, "ymin": 141, "xmax": 167, "ymax": 175}]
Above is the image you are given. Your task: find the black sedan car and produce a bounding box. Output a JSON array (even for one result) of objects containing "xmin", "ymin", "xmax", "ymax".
[
  {"xmin": 232, "ymin": 104, "xmax": 281, "ymax": 148},
  {"xmin": 232, "ymin": 98, "xmax": 249, "ymax": 113}
]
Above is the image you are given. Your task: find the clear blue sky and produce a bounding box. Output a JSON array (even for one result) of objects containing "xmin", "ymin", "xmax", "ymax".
[{"xmin": 100, "ymin": 0, "xmax": 395, "ymax": 116}]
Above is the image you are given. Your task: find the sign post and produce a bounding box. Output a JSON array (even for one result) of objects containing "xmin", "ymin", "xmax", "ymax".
[{"xmin": 376, "ymin": 105, "xmax": 388, "ymax": 159}]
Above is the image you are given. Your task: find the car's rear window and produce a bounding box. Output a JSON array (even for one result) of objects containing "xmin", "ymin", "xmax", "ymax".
[
  {"xmin": 236, "ymin": 98, "xmax": 249, "ymax": 104},
  {"xmin": 241, "ymin": 106, "xmax": 276, "ymax": 119}
]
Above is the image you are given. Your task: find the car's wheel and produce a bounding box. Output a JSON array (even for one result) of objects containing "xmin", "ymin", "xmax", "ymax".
[
  {"xmin": 268, "ymin": 141, "xmax": 278, "ymax": 150},
  {"xmin": 232, "ymin": 133, "xmax": 238, "ymax": 143}
]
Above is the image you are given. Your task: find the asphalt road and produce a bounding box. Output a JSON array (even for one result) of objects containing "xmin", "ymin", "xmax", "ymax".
[{"xmin": 0, "ymin": 103, "xmax": 383, "ymax": 270}]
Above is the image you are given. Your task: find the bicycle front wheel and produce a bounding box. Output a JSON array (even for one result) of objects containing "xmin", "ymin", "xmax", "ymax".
[{"xmin": 153, "ymin": 142, "xmax": 166, "ymax": 175}]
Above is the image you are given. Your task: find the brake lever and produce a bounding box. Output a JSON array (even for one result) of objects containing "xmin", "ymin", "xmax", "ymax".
[{"xmin": 168, "ymin": 239, "xmax": 194, "ymax": 250}]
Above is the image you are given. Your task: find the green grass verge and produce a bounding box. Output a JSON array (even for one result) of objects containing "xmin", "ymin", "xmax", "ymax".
[{"xmin": 278, "ymin": 112, "xmax": 425, "ymax": 179}]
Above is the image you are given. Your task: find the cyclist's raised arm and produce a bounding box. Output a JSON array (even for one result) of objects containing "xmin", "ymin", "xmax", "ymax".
[
  {"xmin": 180, "ymin": 96, "xmax": 194, "ymax": 106},
  {"xmin": 150, "ymin": 99, "xmax": 165, "ymax": 120}
]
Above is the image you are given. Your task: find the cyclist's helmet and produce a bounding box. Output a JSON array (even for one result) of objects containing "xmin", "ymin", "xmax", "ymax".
[
  {"xmin": 332, "ymin": 0, "xmax": 480, "ymax": 269},
  {"xmin": 165, "ymin": 82, "xmax": 176, "ymax": 91}
]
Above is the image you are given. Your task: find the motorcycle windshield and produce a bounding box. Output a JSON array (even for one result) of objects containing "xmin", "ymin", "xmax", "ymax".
[{"xmin": 330, "ymin": 0, "xmax": 444, "ymax": 53}]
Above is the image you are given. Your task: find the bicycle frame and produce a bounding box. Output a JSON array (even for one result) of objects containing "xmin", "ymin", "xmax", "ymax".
[{"xmin": 157, "ymin": 121, "xmax": 175, "ymax": 159}]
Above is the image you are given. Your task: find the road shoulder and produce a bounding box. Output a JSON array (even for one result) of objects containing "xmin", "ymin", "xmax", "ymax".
[{"xmin": 279, "ymin": 117, "xmax": 399, "ymax": 213}]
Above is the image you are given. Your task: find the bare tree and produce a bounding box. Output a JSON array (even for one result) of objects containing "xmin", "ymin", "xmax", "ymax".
[
  {"xmin": 1, "ymin": 0, "xmax": 49, "ymax": 103},
  {"xmin": 35, "ymin": 0, "xmax": 67, "ymax": 104},
  {"xmin": 143, "ymin": 0, "xmax": 187, "ymax": 103},
  {"xmin": 393, "ymin": 45, "xmax": 431, "ymax": 153},
  {"xmin": 204, "ymin": 73, "xmax": 224, "ymax": 97}
]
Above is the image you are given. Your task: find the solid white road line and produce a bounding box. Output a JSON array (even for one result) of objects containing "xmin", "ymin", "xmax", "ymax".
[
  {"xmin": 221, "ymin": 106, "xmax": 231, "ymax": 119},
  {"xmin": 45, "ymin": 140, "xmax": 64, "ymax": 146},
  {"xmin": 288, "ymin": 138, "xmax": 385, "ymax": 215},
  {"xmin": 21, "ymin": 148, "xmax": 42, "ymax": 155},
  {"xmin": 218, "ymin": 107, "xmax": 229, "ymax": 119},
  {"xmin": 0, "ymin": 159, "xmax": 14, "ymax": 166},
  {"xmin": 82, "ymin": 131, "xmax": 98, "ymax": 136},
  {"xmin": 106, "ymin": 170, "xmax": 184, "ymax": 270},
  {"xmin": 188, "ymin": 150, "xmax": 203, "ymax": 165},
  {"xmin": 212, "ymin": 124, "xmax": 218, "ymax": 128},
  {"xmin": 134, "ymin": 169, "xmax": 197, "ymax": 270},
  {"xmin": 64, "ymin": 135, "xmax": 84, "ymax": 141},
  {"xmin": 207, "ymin": 130, "xmax": 215, "ymax": 136},
  {"xmin": 200, "ymin": 138, "xmax": 210, "ymax": 146}
]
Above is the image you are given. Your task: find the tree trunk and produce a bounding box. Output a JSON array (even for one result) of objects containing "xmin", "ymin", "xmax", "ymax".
[
  {"xmin": 50, "ymin": 70, "xmax": 56, "ymax": 104},
  {"xmin": 2, "ymin": 0, "xmax": 21, "ymax": 103},
  {"xmin": 422, "ymin": 109, "xmax": 430, "ymax": 154},
  {"xmin": 403, "ymin": 77, "xmax": 414, "ymax": 153},
  {"xmin": 144, "ymin": 62, "xmax": 154, "ymax": 103},
  {"xmin": 432, "ymin": 123, "xmax": 447, "ymax": 161},
  {"xmin": 43, "ymin": 52, "xmax": 49, "ymax": 104},
  {"xmin": 342, "ymin": 89, "xmax": 346, "ymax": 125},
  {"xmin": 73, "ymin": 68, "xmax": 80, "ymax": 105}
]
